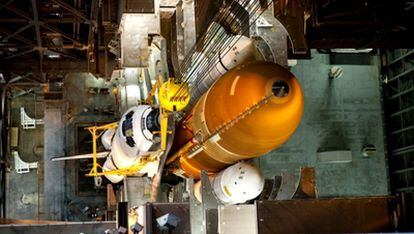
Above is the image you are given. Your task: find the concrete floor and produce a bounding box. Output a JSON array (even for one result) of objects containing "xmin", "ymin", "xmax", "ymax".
[
  {"xmin": 42, "ymin": 106, "xmax": 65, "ymax": 220},
  {"xmin": 6, "ymin": 73, "xmax": 115, "ymax": 221},
  {"xmin": 6, "ymin": 95, "xmax": 43, "ymax": 219},
  {"xmin": 258, "ymin": 51, "xmax": 389, "ymax": 197},
  {"xmin": 62, "ymin": 73, "xmax": 116, "ymax": 221},
  {"xmin": 6, "ymin": 89, "xmax": 68, "ymax": 220}
]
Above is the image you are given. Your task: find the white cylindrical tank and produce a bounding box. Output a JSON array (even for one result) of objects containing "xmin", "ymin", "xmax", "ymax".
[
  {"xmin": 194, "ymin": 161, "xmax": 264, "ymax": 205},
  {"xmin": 103, "ymin": 105, "xmax": 160, "ymax": 183},
  {"xmin": 188, "ymin": 35, "xmax": 262, "ymax": 107}
]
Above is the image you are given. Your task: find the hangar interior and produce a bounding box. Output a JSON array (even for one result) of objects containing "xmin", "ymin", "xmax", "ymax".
[{"xmin": 0, "ymin": 0, "xmax": 413, "ymax": 233}]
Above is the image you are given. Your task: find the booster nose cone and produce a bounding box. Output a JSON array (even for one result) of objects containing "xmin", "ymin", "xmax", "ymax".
[{"xmin": 194, "ymin": 162, "xmax": 264, "ymax": 204}]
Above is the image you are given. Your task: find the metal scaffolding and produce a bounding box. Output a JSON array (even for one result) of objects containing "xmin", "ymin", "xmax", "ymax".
[{"xmin": 382, "ymin": 49, "xmax": 414, "ymax": 227}]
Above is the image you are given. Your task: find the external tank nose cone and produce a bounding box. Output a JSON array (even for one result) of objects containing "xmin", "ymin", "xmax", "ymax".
[{"xmin": 272, "ymin": 80, "xmax": 290, "ymax": 97}]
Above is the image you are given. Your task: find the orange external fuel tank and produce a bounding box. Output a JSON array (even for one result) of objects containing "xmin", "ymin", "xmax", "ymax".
[{"xmin": 170, "ymin": 61, "xmax": 303, "ymax": 178}]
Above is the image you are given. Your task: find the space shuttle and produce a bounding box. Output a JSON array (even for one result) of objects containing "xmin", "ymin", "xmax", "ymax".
[
  {"xmin": 50, "ymin": 0, "xmax": 304, "ymax": 205},
  {"xmin": 88, "ymin": 34, "xmax": 303, "ymax": 205}
]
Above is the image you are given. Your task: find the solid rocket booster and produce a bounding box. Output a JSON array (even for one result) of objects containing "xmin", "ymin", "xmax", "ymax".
[
  {"xmin": 188, "ymin": 35, "xmax": 261, "ymax": 107},
  {"xmin": 171, "ymin": 61, "xmax": 304, "ymax": 178},
  {"xmin": 194, "ymin": 161, "xmax": 265, "ymax": 205}
]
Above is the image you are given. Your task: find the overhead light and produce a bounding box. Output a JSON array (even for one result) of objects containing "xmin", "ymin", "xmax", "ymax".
[
  {"xmin": 330, "ymin": 48, "xmax": 373, "ymax": 54},
  {"xmin": 45, "ymin": 49, "xmax": 61, "ymax": 59},
  {"xmin": 47, "ymin": 54, "xmax": 61, "ymax": 59},
  {"xmin": 0, "ymin": 73, "xmax": 5, "ymax": 84}
]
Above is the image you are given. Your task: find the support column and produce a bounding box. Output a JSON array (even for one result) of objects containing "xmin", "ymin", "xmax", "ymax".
[{"xmin": 41, "ymin": 105, "xmax": 64, "ymax": 220}]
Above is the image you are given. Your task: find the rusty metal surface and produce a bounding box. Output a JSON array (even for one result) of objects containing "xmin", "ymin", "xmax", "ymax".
[
  {"xmin": 151, "ymin": 203, "xmax": 191, "ymax": 234},
  {"xmin": 257, "ymin": 197, "xmax": 398, "ymax": 233},
  {"xmin": 294, "ymin": 167, "xmax": 318, "ymax": 199}
]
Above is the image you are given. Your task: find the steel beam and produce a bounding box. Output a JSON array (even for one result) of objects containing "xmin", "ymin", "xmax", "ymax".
[
  {"xmin": 0, "ymin": 24, "xmax": 33, "ymax": 42},
  {"xmin": 0, "ymin": 18, "xmax": 88, "ymax": 24},
  {"xmin": 41, "ymin": 24, "xmax": 87, "ymax": 48},
  {"xmin": 0, "ymin": 0, "xmax": 14, "ymax": 11},
  {"xmin": 31, "ymin": 0, "xmax": 42, "ymax": 48},
  {"xmin": 0, "ymin": 28, "xmax": 36, "ymax": 46},
  {"xmin": 383, "ymin": 49, "xmax": 414, "ymax": 199},
  {"xmin": 388, "ymin": 66, "xmax": 414, "ymax": 83},
  {"xmin": 390, "ymin": 106, "xmax": 414, "ymax": 117},
  {"xmin": 394, "ymin": 167, "xmax": 414, "ymax": 174},
  {"xmin": 188, "ymin": 179, "xmax": 203, "ymax": 234},
  {"xmin": 387, "ymin": 50, "xmax": 414, "ymax": 66},
  {"xmin": 388, "ymin": 86, "xmax": 414, "ymax": 99},
  {"xmin": 0, "ymin": 60, "xmax": 89, "ymax": 72},
  {"xmin": 391, "ymin": 125, "xmax": 414, "ymax": 135},
  {"xmin": 0, "ymin": 44, "xmax": 32, "ymax": 49},
  {"xmin": 200, "ymin": 170, "xmax": 220, "ymax": 234},
  {"xmin": 392, "ymin": 145, "xmax": 414, "ymax": 156},
  {"xmin": 3, "ymin": 48, "xmax": 36, "ymax": 60},
  {"xmin": 0, "ymin": 18, "xmax": 26, "ymax": 23},
  {"xmin": 46, "ymin": 48, "xmax": 80, "ymax": 59},
  {"xmin": 396, "ymin": 186, "xmax": 414, "ymax": 192},
  {"xmin": 51, "ymin": 0, "xmax": 90, "ymax": 24},
  {"xmin": 4, "ymin": 3, "xmax": 87, "ymax": 48},
  {"xmin": 42, "ymin": 18, "xmax": 89, "ymax": 24},
  {"xmin": 4, "ymin": 5, "xmax": 31, "ymax": 21},
  {"xmin": 88, "ymin": 0, "xmax": 99, "ymax": 49},
  {"xmin": 30, "ymin": 0, "xmax": 44, "ymax": 72}
]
